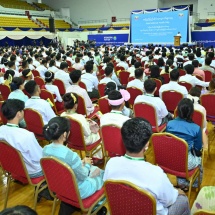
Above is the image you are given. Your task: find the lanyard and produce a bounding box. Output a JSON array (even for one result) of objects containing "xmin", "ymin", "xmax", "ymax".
[
  {"xmin": 124, "ymin": 154, "xmax": 144, "ymax": 161},
  {"xmin": 145, "ymin": 94, "xmax": 154, "ymax": 97},
  {"xmin": 111, "ymin": 111, "xmax": 123, "ymax": 115},
  {"xmin": 6, "ymin": 123, "xmax": 19, "ymax": 128}
]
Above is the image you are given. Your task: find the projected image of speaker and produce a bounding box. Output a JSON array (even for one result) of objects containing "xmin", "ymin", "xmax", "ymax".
[{"xmin": 49, "ymin": 16, "xmax": 55, "ymax": 33}]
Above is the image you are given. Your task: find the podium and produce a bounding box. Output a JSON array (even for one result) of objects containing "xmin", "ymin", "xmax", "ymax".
[{"xmin": 174, "ymin": 36, "xmax": 181, "ymax": 46}]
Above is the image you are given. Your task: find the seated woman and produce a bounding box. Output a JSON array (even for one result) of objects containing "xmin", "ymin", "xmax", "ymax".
[
  {"xmin": 148, "ymin": 65, "xmax": 164, "ymax": 84},
  {"xmin": 8, "ymin": 77, "xmax": 28, "ymax": 102},
  {"xmin": 157, "ymin": 57, "xmax": 165, "ymax": 70},
  {"xmin": 160, "ymin": 59, "xmax": 173, "ymax": 75},
  {"xmin": 22, "ymin": 69, "xmax": 34, "ymax": 85},
  {"xmin": 166, "ymin": 98, "xmax": 205, "ymax": 190},
  {"xmin": 61, "ymin": 93, "xmax": 102, "ymax": 158},
  {"xmin": 0, "ymin": 69, "xmax": 15, "ymax": 87},
  {"xmin": 42, "ymin": 117, "xmax": 104, "ymax": 200},
  {"xmin": 43, "ymin": 71, "xmax": 64, "ymax": 111}
]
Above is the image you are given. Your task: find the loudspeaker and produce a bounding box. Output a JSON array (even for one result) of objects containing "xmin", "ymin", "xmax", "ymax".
[{"xmin": 49, "ymin": 17, "xmax": 55, "ymax": 33}]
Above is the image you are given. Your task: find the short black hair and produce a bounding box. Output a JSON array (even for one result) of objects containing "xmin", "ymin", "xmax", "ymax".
[
  {"xmin": 178, "ymin": 98, "xmax": 194, "ymax": 122},
  {"xmin": 144, "ymin": 79, "xmax": 156, "ymax": 93},
  {"xmin": 189, "ymin": 86, "xmax": 201, "ymax": 98},
  {"xmin": 85, "ymin": 63, "xmax": 93, "ymax": 73},
  {"xmin": 60, "ymin": 62, "xmax": 68, "ymax": 70},
  {"xmin": 134, "ymin": 61, "xmax": 141, "ymax": 69},
  {"xmin": 69, "ymin": 70, "xmax": 81, "ymax": 83},
  {"xmin": 8, "ymin": 61, "xmax": 15, "ymax": 68},
  {"xmin": 0, "ymin": 205, "xmax": 37, "ymax": 215},
  {"xmin": 1, "ymin": 99, "xmax": 25, "ymax": 120},
  {"xmin": 188, "ymin": 53, "xmax": 195, "ymax": 60},
  {"xmin": 121, "ymin": 117, "xmax": 152, "ymax": 153},
  {"xmin": 105, "ymin": 66, "xmax": 113, "ymax": 76},
  {"xmin": 104, "ymin": 82, "xmax": 116, "ymax": 95},
  {"xmin": 170, "ymin": 69, "xmax": 180, "ymax": 81},
  {"xmin": 192, "ymin": 60, "xmax": 199, "ymax": 68},
  {"xmin": 205, "ymin": 57, "xmax": 212, "ymax": 66},
  {"xmin": 108, "ymin": 90, "xmax": 122, "ymax": 109},
  {"xmin": 120, "ymin": 55, "xmax": 125, "ymax": 61},
  {"xmin": 134, "ymin": 68, "xmax": 143, "ymax": 79},
  {"xmin": 184, "ymin": 64, "xmax": 194, "ymax": 75},
  {"xmin": 24, "ymin": 80, "xmax": 38, "ymax": 96}
]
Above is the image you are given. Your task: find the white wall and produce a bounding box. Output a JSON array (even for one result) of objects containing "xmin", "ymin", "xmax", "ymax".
[
  {"xmin": 198, "ymin": 0, "xmax": 215, "ymax": 19},
  {"xmin": 43, "ymin": 0, "xmax": 159, "ymax": 23}
]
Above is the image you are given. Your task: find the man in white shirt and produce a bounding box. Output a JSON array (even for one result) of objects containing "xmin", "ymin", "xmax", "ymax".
[
  {"xmin": 81, "ymin": 63, "xmax": 99, "ymax": 98},
  {"xmin": 159, "ymin": 69, "xmax": 188, "ymax": 99},
  {"xmin": 0, "ymin": 99, "xmax": 43, "ymax": 178},
  {"xmin": 33, "ymin": 54, "xmax": 40, "ymax": 68},
  {"xmin": 99, "ymin": 66, "xmax": 116, "ymax": 86},
  {"xmin": 67, "ymin": 70, "xmax": 97, "ymax": 116},
  {"xmin": 55, "ymin": 62, "xmax": 71, "ymax": 90},
  {"xmin": 100, "ymin": 90, "xmax": 130, "ymax": 127},
  {"xmin": 36, "ymin": 59, "xmax": 48, "ymax": 79},
  {"xmin": 7, "ymin": 61, "xmax": 19, "ymax": 77},
  {"xmin": 183, "ymin": 53, "xmax": 195, "ymax": 67},
  {"xmin": 25, "ymin": 80, "xmax": 56, "ymax": 124},
  {"xmin": 127, "ymin": 68, "xmax": 144, "ymax": 92},
  {"xmin": 103, "ymin": 117, "xmax": 190, "ymax": 215},
  {"xmin": 27, "ymin": 58, "xmax": 35, "ymax": 71},
  {"xmin": 116, "ymin": 55, "xmax": 129, "ymax": 70},
  {"xmin": 135, "ymin": 79, "xmax": 170, "ymax": 126},
  {"xmin": 200, "ymin": 57, "xmax": 215, "ymax": 74},
  {"xmin": 179, "ymin": 64, "xmax": 209, "ymax": 88}
]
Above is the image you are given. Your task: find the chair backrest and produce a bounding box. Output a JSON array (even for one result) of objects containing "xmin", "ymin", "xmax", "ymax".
[
  {"xmin": 34, "ymin": 76, "xmax": 45, "ymax": 88},
  {"xmin": 179, "ymin": 69, "xmax": 186, "ymax": 77},
  {"xmin": 204, "ymin": 70, "xmax": 213, "ymax": 82},
  {"xmin": 152, "ymin": 78, "xmax": 162, "ymax": 97},
  {"xmin": 66, "ymin": 60, "xmax": 72, "ymax": 67},
  {"xmin": 76, "ymin": 95, "xmax": 87, "ymax": 116},
  {"xmin": 98, "ymin": 83, "xmax": 106, "ymax": 97},
  {"xmin": 134, "ymin": 102, "xmax": 158, "ymax": 128},
  {"xmin": 79, "ymin": 81, "xmax": 87, "ymax": 91},
  {"xmin": 66, "ymin": 117, "xmax": 86, "ymax": 151},
  {"xmin": 0, "ymin": 84, "xmax": 11, "ymax": 100},
  {"xmin": 119, "ymin": 71, "xmax": 130, "ymax": 86},
  {"xmin": 0, "ymin": 101, "xmax": 7, "ymax": 124},
  {"xmin": 40, "ymin": 157, "xmax": 83, "ymax": 208},
  {"xmin": 193, "ymin": 210, "xmax": 215, "ymax": 215},
  {"xmin": 0, "ymin": 141, "xmax": 29, "ymax": 184},
  {"xmin": 115, "ymin": 66, "xmax": 124, "ymax": 74},
  {"xmin": 162, "ymin": 90, "xmax": 183, "ymax": 112},
  {"xmin": 98, "ymin": 97, "xmax": 111, "ymax": 114},
  {"xmin": 24, "ymin": 108, "xmax": 44, "ymax": 138},
  {"xmin": 105, "ymin": 180, "xmax": 156, "ymax": 215},
  {"xmin": 194, "ymin": 74, "xmax": 203, "ymax": 81},
  {"xmin": 200, "ymin": 94, "xmax": 215, "ymax": 118},
  {"xmin": 160, "ymin": 73, "xmax": 170, "ymax": 84},
  {"xmin": 68, "ymin": 67, "xmax": 75, "ymax": 72},
  {"xmin": 128, "ymin": 76, "xmax": 135, "ymax": 82},
  {"xmin": 179, "ymin": 81, "xmax": 192, "ymax": 92},
  {"xmin": 53, "ymin": 79, "xmax": 66, "ymax": 95},
  {"xmin": 151, "ymin": 133, "xmax": 188, "ymax": 176},
  {"xmin": 101, "ymin": 125, "xmax": 126, "ymax": 157},
  {"xmin": 40, "ymin": 89, "xmax": 57, "ymax": 114},
  {"xmin": 32, "ymin": 70, "xmax": 40, "ymax": 77},
  {"xmin": 126, "ymin": 87, "xmax": 143, "ymax": 107},
  {"xmin": 99, "ymin": 69, "xmax": 105, "ymax": 76}
]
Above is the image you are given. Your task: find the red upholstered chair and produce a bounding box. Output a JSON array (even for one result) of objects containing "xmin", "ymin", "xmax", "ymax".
[
  {"xmin": 99, "ymin": 69, "xmax": 105, "ymax": 77},
  {"xmin": 34, "ymin": 76, "xmax": 45, "ymax": 88},
  {"xmin": 160, "ymin": 73, "xmax": 170, "ymax": 84},
  {"xmin": 179, "ymin": 81, "xmax": 192, "ymax": 92},
  {"xmin": 134, "ymin": 102, "xmax": 166, "ymax": 133},
  {"xmin": 98, "ymin": 83, "xmax": 106, "ymax": 97},
  {"xmin": 151, "ymin": 132, "xmax": 200, "ymax": 202},
  {"xmin": 193, "ymin": 210, "xmax": 215, "ymax": 215},
  {"xmin": 179, "ymin": 69, "xmax": 186, "ymax": 77},
  {"xmin": 32, "ymin": 70, "xmax": 40, "ymax": 77},
  {"xmin": 194, "ymin": 74, "xmax": 203, "ymax": 81},
  {"xmin": 66, "ymin": 117, "xmax": 102, "ymax": 159},
  {"xmin": 98, "ymin": 97, "xmax": 111, "ymax": 114},
  {"xmin": 104, "ymin": 180, "xmax": 156, "ymax": 215},
  {"xmin": 0, "ymin": 141, "xmax": 46, "ymax": 210},
  {"xmin": 0, "ymin": 101, "xmax": 7, "ymax": 124},
  {"xmin": 141, "ymin": 61, "xmax": 145, "ymax": 68},
  {"xmin": 119, "ymin": 71, "xmax": 130, "ymax": 86},
  {"xmin": 162, "ymin": 90, "xmax": 183, "ymax": 113},
  {"xmin": 0, "ymin": 84, "xmax": 11, "ymax": 100},
  {"xmin": 53, "ymin": 79, "xmax": 66, "ymax": 96},
  {"xmin": 153, "ymin": 59, "xmax": 158, "ymax": 64},
  {"xmin": 115, "ymin": 66, "xmax": 125, "ymax": 75},
  {"xmin": 22, "ymin": 89, "xmax": 30, "ymax": 98},
  {"xmin": 41, "ymin": 157, "xmax": 106, "ymax": 215},
  {"xmin": 204, "ymin": 70, "xmax": 213, "ymax": 82},
  {"xmin": 128, "ymin": 76, "xmax": 135, "ymax": 82},
  {"xmin": 98, "ymin": 65, "xmax": 103, "ymax": 72},
  {"xmin": 126, "ymin": 87, "xmax": 143, "ymax": 108},
  {"xmin": 24, "ymin": 108, "xmax": 45, "ymax": 140},
  {"xmin": 68, "ymin": 67, "xmax": 75, "ymax": 72},
  {"xmin": 200, "ymin": 94, "xmax": 215, "ymax": 122},
  {"xmin": 152, "ymin": 78, "xmax": 162, "ymax": 97},
  {"xmin": 101, "ymin": 125, "xmax": 126, "ymax": 165},
  {"xmin": 66, "ymin": 60, "xmax": 72, "ymax": 67},
  {"xmin": 79, "ymin": 81, "xmax": 97, "ymax": 102}
]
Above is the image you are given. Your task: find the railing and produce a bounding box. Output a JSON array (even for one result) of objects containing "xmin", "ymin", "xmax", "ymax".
[
  {"xmin": 0, "ymin": 4, "xmax": 35, "ymax": 10},
  {"xmin": 78, "ymin": 19, "xmax": 107, "ymax": 24},
  {"xmin": 114, "ymin": 18, "xmax": 130, "ymax": 22}
]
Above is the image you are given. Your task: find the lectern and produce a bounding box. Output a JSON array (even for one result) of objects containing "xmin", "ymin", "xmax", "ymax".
[{"xmin": 174, "ymin": 36, "xmax": 181, "ymax": 46}]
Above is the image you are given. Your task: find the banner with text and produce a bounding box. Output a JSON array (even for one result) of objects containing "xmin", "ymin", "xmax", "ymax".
[{"xmin": 192, "ymin": 31, "xmax": 215, "ymax": 47}]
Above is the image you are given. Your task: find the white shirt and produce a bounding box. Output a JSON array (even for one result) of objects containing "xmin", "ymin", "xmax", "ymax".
[
  {"xmin": 127, "ymin": 79, "xmax": 144, "ymax": 92},
  {"xmin": 36, "ymin": 65, "xmax": 47, "ymax": 79},
  {"xmin": 127, "ymin": 66, "xmax": 135, "ymax": 77},
  {"xmin": 159, "ymin": 81, "xmax": 188, "ymax": 99},
  {"xmin": 100, "ymin": 110, "xmax": 130, "ymax": 127},
  {"xmin": 48, "ymin": 66, "xmax": 59, "ymax": 74},
  {"xmin": 33, "ymin": 60, "xmax": 40, "ymax": 68},
  {"xmin": 45, "ymin": 84, "xmax": 62, "ymax": 102},
  {"xmin": 66, "ymin": 85, "xmax": 95, "ymax": 115},
  {"xmin": 81, "ymin": 73, "xmax": 99, "ymax": 92},
  {"xmin": 25, "ymin": 96, "xmax": 56, "ymax": 124},
  {"xmin": 134, "ymin": 94, "xmax": 168, "ymax": 126},
  {"xmin": 6, "ymin": 68, "xmax": 19, "ymax": 77},
  {"xmin": 55, "ymin": 69, "xmax": 71, "ymax": 90},
  {"xmin": 183, "ymin": 60, "xmax": 192, "ymax": 67},
  {"xmin": 116, "ymin": 61, "xmax": 129, "ymax": 70},
  {"xmin": 0, "ymin": 124, "xmax": 42, "ymax": 175},
  {"xmin": 103, "ymin": 156, "xmax": 178, "ymax": 215},
  {"xmin": 72, "ymin": 63, "xmax": 84, "ymax": 71},
  {"xmin": 99, "ymin": 77, "xmax": 116, "ymax": 86},
  {"xmin": 179, "ymin": 74, "xmax": 209, "ymax": 87},
  {"xmin": 29, "ymin": 64, "xmax": 35, "ymax": 71}
]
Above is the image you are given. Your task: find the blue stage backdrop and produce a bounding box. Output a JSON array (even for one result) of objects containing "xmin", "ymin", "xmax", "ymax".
[
  {"xmin": 88, "ymin": 34, "xmax": 129, "ymax": 46},
  {"xmin": 191, "ymin": 31, "xmax": 215, "ymax": 47},
  {"xmin": 131, "ymin": 10, "xmax": 189, "ymax": 44}
]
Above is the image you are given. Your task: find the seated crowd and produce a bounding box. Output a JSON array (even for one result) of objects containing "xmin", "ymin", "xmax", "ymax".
[{"xmin": 0, "ymin": 42, "xmax": 215, "ymax": 215}]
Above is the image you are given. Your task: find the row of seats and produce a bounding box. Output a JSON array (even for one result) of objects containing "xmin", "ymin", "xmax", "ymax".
[
  {"xmin": 37, "ymin": 18, "xmax": 71, "ymax": 28},
  {"xmin": 34, "ymin": 2, "xmax": 53, "ymax": 11},
  {"xmin": 80, "ymin": 25, "xmax": 104, "ymax": 29},
  {"xmin": 0, "ymin": 0, "xmax": 36, "ymax": 10},
  {"xmin": 111, "ymin": 23, "xmax": 130, "ymax": 27}
]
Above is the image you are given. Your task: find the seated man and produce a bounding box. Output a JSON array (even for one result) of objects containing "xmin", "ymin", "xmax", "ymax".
[
  {"xmin": 200, "ymin": 57, "xmax": 215, "ymax": 74},
  {"xmin": 25, "ymin": 80, "xmax": 56, "ymax": 124},
  {"xmin": 99, "ymin": 66, "xmax": 117, "ymax": 87},
  {"xmin": 116, "ymin": 55, "xmax": 129, "ymax": 70},
  {"xmin": 135, "ymin": 79, "xmax": 171, "ymax": 125},
  {"xmin": 36, "ymin": 59, "xmax": 48, "ymax": 79},
  {"xmin": 81, "ymin": 63, "xmax": 99, "ymax": 98},
  {"xmin": 127, "ymin": 68, "xmax": 144, "ymax": 92},
  {"xmin": 66, "ymin": 70, "xmax": 98, "ymax": 116},
  {"xmin": 100, "ymin": 90, "xmax": 131, "ymax": 127},
  {"xmin": 0, "ymin": 99, "xmax": 43, "ymax": 178},
  {"xmin": 159, "ymin": 69, "xmax": 188, "ymax": 99},
  {"xmin": 179, "ymin": 64, "xmax": 209, "ymax": 88},
  {"xmin": 103, "ymin": 118, "xmax": 190, "ymax": 215}
]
